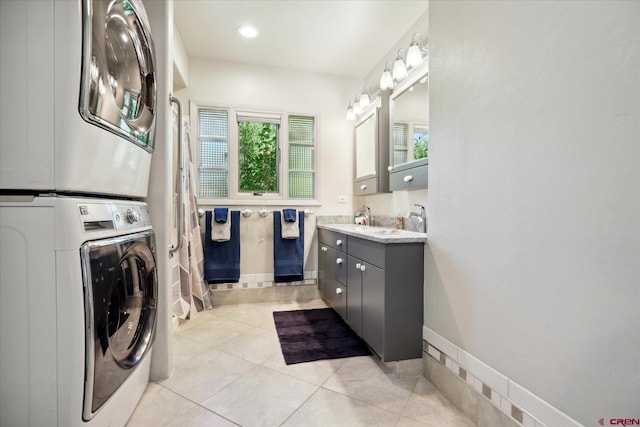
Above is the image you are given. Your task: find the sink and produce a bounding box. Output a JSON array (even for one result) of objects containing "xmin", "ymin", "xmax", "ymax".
[{"xmin": 368, "ymin": 229, "xmax": 400, "ymax": 235}]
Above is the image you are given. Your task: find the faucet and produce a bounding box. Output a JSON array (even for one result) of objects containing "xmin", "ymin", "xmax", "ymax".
[
  {"xmin": 407, "ymin": 203, "xmax": 426, "ymax": 233},
  {"xmin": 363, "ymin": 206, "xmax": 371, "ymax": 226}
]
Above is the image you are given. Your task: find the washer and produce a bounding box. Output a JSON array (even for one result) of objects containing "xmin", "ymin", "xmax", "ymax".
[
  {"xmin": 0, "ymin": 195, "xmax": 157, "ymax": 426},
  {"xmin": 0, "ymin": 0, "xmax": 157, "ymax": 198}
]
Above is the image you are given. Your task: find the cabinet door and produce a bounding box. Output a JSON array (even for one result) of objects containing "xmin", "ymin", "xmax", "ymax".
[
  {"xmin": 346, "ymin": 256, "xmax": 363, "ymax": 336},
  {"xmin": 361, "ymin": 262, "xmax": 385, "ymax": 357}
]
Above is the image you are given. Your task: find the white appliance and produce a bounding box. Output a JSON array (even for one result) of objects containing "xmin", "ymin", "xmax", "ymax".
[
  {"xmin": 0, "ymin": 195, "xmax": 158, "ymax": 426},
  {"xmin": 0, "ymin": 0, "xmax": 157, "ymax": 198}
]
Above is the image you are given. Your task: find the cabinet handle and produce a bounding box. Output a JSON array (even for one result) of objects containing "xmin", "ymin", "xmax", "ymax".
[
  {"xmin": 336, "ymin": 288, "xmax": 343, "ymax": 295},
  {"xmin": 403, "ymin": 175, "xmax": 414, "ymax": 182},
  {"xmin": 360, "ymin": 265, "xmax": 366, "ymax": 272},
  {"xmin": 355, "ymin": 263, "xmax": 361, "ymax": 270},
  {"xmin": 387, "ymin": 166, "xmax": 393, "ymax": 172},
  {"xmin": 321, "ymin": 246, "xmax": 327, "ymax": 252},
  {"xmin": 336, "ymin": 239, "xmax": 343, "ymax": 246},
  {"xmin": 336, "ymin": 258, "xmax": 343, "ymax": 265},
  {"xmin": 360, "ymin": 184, "xmax": 367, "ymax": 190}
]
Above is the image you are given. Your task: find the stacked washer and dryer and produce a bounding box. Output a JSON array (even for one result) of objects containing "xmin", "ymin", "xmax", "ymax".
[{"xmin": 1, "ymin": 0, "xmax": 159, "ymax": 425}]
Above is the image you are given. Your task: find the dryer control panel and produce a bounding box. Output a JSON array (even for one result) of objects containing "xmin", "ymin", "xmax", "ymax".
[{"xmin": 78, "ymin": 202, "xmax": 152, "ymax": 233}]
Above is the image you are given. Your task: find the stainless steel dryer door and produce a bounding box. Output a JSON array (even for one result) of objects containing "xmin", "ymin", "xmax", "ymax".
[
  {"xmin": 81, "ymin": 230, "xmax": 157, "ymax": 420},
  {"xmin": 80, "ymin": 0, "xmax": 157, "ymax": 151}
]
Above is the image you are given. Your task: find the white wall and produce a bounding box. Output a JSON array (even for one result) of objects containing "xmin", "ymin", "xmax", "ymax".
[{"xmin": 428, "ymin": 1, "xmax": 640, "ymax": 425}]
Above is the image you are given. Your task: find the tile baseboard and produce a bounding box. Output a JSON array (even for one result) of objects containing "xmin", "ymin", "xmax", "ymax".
[{"xmin": 423, "ymin": 326, "xmax": 583, "ymax": 427}]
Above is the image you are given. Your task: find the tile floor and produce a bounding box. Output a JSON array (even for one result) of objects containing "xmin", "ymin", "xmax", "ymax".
[{"xmin": 127, "ymin": 299, "xmax": 476, "ymax": 427}]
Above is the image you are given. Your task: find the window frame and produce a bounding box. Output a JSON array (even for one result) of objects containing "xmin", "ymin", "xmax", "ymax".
[{"xmin": 191, "ymin": 101, "xmax": 320, "ymax": 206}]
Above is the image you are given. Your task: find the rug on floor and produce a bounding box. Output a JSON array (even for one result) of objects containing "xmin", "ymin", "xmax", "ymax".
[{"xmin": 272, "ymin": 308, "xmax": 372, "ymax": 365}]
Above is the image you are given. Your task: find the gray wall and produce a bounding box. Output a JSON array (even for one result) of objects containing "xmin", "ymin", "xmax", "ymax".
[{"xmin": 427, "ymin": 1, "xmax": 640, "ymax": 424}]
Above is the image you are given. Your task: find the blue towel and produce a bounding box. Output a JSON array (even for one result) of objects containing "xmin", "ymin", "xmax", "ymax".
[
  {"xmin": 273, "ymin": 211, "xmax": 304, "ymax": 283},
  {"xmin": 214, "ymin": 207, "xmax": 228, "ymax": 223},
  {"xmin": 282, "ymin": 208, "xmax": 297, "ymax": 222},
  {"xmin": 204, "ymin": 210, "xmax": 240, "ymax": 284}
]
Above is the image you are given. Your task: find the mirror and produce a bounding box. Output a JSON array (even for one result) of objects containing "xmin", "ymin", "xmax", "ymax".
[
  {"xmin": 390, "ymin": 66, "xmax": 429, "ymax": 168},
  {"xmin": 355, "ymin": 109, "xmax": 377, "ymax": 179}
]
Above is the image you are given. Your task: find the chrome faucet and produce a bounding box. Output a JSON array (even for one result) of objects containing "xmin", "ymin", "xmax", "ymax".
[
  {"xmin": 407, "ymin": 203, "xmax": 426, "ymax": 233},
  {"xmin": 364, "ymin": 206, "xmax": 371, "ymax": 226}
]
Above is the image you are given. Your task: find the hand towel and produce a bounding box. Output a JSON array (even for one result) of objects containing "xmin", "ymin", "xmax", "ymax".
[
  {"xmin": 204, "ymin": 210, "xmax": 241, "ymax": 284},
  {"xmin": 273, "ymin": 211, "xmax": 304, "ymax": 283},
  {"xmin": 280, "ymin": 209, "xmax": 299, "ymax": 239},
  {"xmin": 283, "ymin": 208, "xmax": 297, "ymax": 222},
  {"xmin": 211, "ymin": 208, "xmax": 231, "ymax": 242},
  {"xmin": 214, "ymin": 207, "xmax": 228, "ymax": 223}
]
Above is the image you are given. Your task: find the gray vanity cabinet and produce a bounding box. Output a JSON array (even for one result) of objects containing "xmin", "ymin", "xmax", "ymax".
[
  {"xmin": 318, "ymin": 229, "xmax": 347, "ymax": 319},
  {"xmin": 347, "ymin": 235, "xmax": 424, "ymax": 362},
  {"xmin": 319, "ymin": 225, "xmax": 425, "ymax": 362}
]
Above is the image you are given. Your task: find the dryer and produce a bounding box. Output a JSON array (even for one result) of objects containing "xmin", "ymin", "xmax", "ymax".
[
  {"xmin": 0, "ymin": 0, "xmax": 157, "ymax": 198},
  {"xmin": 0, "ymin": 195, "xmax": 157, "ymax": 426}
]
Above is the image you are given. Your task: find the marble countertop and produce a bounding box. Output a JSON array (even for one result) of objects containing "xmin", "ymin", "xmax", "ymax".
[{"xmin": 317, "ymin": 223, "xmax": 427, "ymax": 244}]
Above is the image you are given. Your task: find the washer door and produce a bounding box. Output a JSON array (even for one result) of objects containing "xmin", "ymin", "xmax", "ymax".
[
  {"xmin": 81, "ymin": 230, "xmax": 157, "ymax": 420},
  {"xmin": 80, "ymin": 0, "xmax": 157, "ymax": 151}
]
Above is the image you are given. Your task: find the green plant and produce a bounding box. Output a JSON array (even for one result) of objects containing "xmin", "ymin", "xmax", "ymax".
[
  {"xmin": 238, "ymin": 122, "xmax": 278, "ymax": 192},
  {"xmin": 413, "ymin": 133, "xmax": 428, "ymax": 160}
]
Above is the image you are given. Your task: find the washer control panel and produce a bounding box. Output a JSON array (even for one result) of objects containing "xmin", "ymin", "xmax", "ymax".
[{"xmin": 78, "ymin": 202, "xmax": 152, "ymax": 232}]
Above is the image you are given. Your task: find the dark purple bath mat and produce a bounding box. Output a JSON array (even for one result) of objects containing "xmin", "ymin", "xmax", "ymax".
[{"xmin": 272, "ymin": 308, "xmax": 371, "ymax": 365}]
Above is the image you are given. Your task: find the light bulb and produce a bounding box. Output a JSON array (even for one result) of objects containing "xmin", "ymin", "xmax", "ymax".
[
  {"xmin": 346, "ymin": 105, "xmax": 356, "ymax": 121},
  {"xmin": 406, "ymin": 33, "xmax": 425, "ymax": 69},
  {"xmin": 379, "ymin": 61, "xmax": 394, "ymax": 90},
  {"xmin": 353, "ymin": 99, "xmax": 362, "ymax": 115},
  {"xmin": 359, "ymin": 90, "xmax": 370, "ymax": 110},
  {"xmin": 393, "ymin": 57, "xmax": 408, "ymax": 81},
  {"xmin": 406, "ymin": 42, "xmax": 423, "ymax": 69}
]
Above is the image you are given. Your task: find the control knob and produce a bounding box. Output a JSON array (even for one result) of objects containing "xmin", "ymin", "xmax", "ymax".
[{"xmin": 126, "ymin": 209, "xmax": 140, "ymax": 224}]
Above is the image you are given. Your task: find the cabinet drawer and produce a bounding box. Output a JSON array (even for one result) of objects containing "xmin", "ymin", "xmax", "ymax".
[
  {"xmin": 389, "ymin": 162, "xmax": 428, "ymax": 191},
  {"xmin": 353, "ymin": 177, "xmax": 378, "ymax": 196},
  {"xmin": 348, "ymin": 236, "xmax": 384, "ymax": 268},
  {"xmin": 332, "ymin": 247, "xmax": 347, "ymax": 285},
  {"xmin": 318, "ymin": 228, "xmax": 347, "ymax": 251}
]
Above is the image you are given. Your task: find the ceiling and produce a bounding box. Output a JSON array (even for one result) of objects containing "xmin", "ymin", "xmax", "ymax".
[{"xmin": 173, "ymin": 0, "xmax": 427, "ymax": 79}]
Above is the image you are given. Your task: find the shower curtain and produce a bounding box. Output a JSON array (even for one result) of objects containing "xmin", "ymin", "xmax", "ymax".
[{"xmin": 172, "ymin": 119, "xmax": 212, "ymax": 319}]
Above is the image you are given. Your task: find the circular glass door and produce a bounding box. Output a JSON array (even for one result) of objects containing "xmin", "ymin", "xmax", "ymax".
[
  {"xmin": 81, "ymin": 0, "xmax": 157, "ymax": 150},
  {"xmin": 82, "ymin": 231, "xmax": 157, "ymax": 418},
  {"xmin": 107, "ymin": 241, "xmax": 156, "ymax": 368}
]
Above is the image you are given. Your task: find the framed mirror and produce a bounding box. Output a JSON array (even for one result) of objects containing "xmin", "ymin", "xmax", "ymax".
[
  {"xmin": 389, "ymin": 63, "xmax": 429, "ymax": 170},
  {"xmin": 355, "ymin": 108, "xmax": 377, "ymax": 180}
]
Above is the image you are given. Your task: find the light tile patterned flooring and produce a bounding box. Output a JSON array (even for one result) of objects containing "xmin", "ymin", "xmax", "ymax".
[{"xmin": 127, "ymin": 299, "xmax": 475, "ymax": 427}]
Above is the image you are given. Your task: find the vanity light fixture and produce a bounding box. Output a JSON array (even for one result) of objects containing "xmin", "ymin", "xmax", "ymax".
[
  {"xmin": 359, "ymin": 85, "xmax": 371, "ymax": 110},
  {"xmin": 237, "ymin": 25, "xmax": 259, "ymax": 38},
  {"xmin": 346, "ymin": 103, "xmax": 356, "ymax": 121},
  {"xmin": 353, "ymin": 94, "xmax": 363, "ymax": 115},
  {"xmin": 379, "ymin": 61, "xmax": 394, "ymax": 91},
  {"xmin": 406, "ymin": 33, "xmax": 426, "ymax": 69},
  {"xmin": 392, "ymin": 48, "xmax": 408, "ymax": 81}
]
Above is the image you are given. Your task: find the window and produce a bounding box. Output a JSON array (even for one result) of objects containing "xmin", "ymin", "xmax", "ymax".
[
  {"xmin": 393, "ymin": 122, "xmax": 428, "ymax": 166},
  {"xmin": 198, "ymin": 108, "xmax": 229, "ymax": 198},
  {"xmin": 288, "ymin": 115, "xmax": 315, "ymax": 199},
  {"xmin": 393, "ymin": 122, "xmax": 409, "ymax": 165},
  {"xmin": 194, "ymin": 104, "xmax": 316, "ymax": 201}
]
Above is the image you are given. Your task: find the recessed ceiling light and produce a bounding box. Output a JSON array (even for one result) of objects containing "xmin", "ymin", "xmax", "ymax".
[{"xmin": 237, "ymin": 25, "xmax": 259, "ymax": 39}]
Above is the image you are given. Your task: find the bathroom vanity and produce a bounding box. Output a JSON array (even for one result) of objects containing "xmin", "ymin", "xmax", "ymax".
[{"xmin": 317, "ymin": 224, "xmax": 426, "ymax": 362}]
